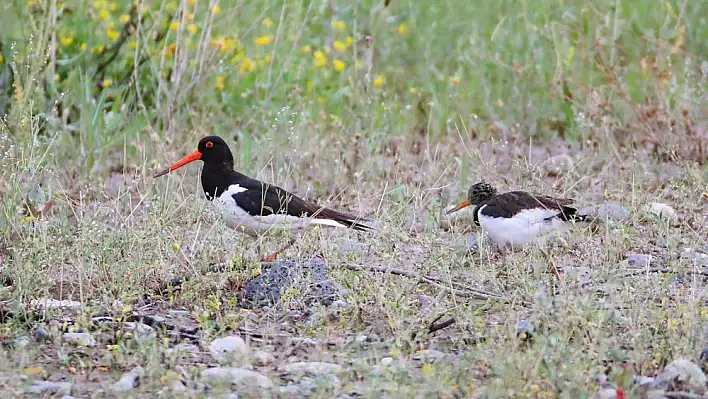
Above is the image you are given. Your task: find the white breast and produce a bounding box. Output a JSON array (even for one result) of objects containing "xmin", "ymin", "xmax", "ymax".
[
  {"xmin": 477, "ymin": 205, "xmax": 569, "ymax": 248},
  {"xmin": 211, "ymin": 184, "xmax": 348, "ymax": 236}
]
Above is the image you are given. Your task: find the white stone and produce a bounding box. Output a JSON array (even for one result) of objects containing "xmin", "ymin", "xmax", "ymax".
[
  {"xmin": 112, "ymin": 366, "xmax": 143, "ymax": 392},
  {"xmin": 650, "ymin": 202, "xmax": 678, "ymax": 223},
  {"xmin": 200, "ymin": 367, "xmax": 273, "ymax": 388},
  {"xmin": 63, "ymin": 332, "xmax": 96, "ymax": 347},
  {"xmin": 252, "ymin": 350, "xmax": 276, "ymax": 366},
  {"xmin": 25, "ymin": 381, "xmax": 72, "ymax": 395},
  {"xmin": 279, "ymin": 362, "xmax": 342, "ymax": 375},
  {"xmin": 209, "ymin": 336, "xmax": 250, "ymax": 364}
]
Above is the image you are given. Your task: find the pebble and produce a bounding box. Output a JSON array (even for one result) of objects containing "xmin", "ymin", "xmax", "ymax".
[
  {"xmin": 626, "ymin": 253, "xmax": 653, "ymax": 268},
  {"xmin": 412, "ymin": 349, "xmax": 447, "ymax": 363},
  {"xmin": 577, "ymin": 203, "xmax": 630, "ymax": 221},
  {"xmin": 280, "ymin": 362, "xmax": 343, "ymax": 375},
  {"xmin": 654, "ymin": 358, "xmax": 707, "ymax": 392},
  {"xmin": 335, "ymin": 237, "xmax": 365, "ymax": 256},
  {"xmin": 252, "ymin": 350, "xmax": 276, "ymax": 366},
  {"xmin": 380, "ymin": 357, "xmax": 394, "ymax": 366},
  {"xmin": 25, "ymin": 380, "xmax": 72, "ymax": 395},
  {"xmin": 209, "ymin": 336, "xmax": 250, "ymax": 364},
  {"xmin": 63, "ymin": 332, "xmax": 96, "ymax": 347},
  {"xmin": 112, "ymin": 366, "xmax": 143, "ymax": 392},
  {"xmin": 123, "ymin": 322, "xmax": 155, "ymax": 343},
  {"xmin": 200, "ymin": 367, "xmax": 273, "ymax": 388},
  {"xmin": 542, "ymin": 153, "xmax": 574, "ymax": 176},
  {"xmin": 13, "ymin": 336, "xmax": 30, "ymax": 348},
  {"xmin": 29, "ymin": 299, "xmax": 82, "ymax": 310},
  {"xmin": 649, "ymin": 202, "xmax": 678, "ymax": 223}
]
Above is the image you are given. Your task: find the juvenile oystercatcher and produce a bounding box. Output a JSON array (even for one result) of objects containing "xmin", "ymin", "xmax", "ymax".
[
  {"xmin": 446, "ymin": 181, "xmax": 593, "ymax": 249},
  {"xmin": 154, "ymin": 136, "xmax": 372, "ymax": 261}
]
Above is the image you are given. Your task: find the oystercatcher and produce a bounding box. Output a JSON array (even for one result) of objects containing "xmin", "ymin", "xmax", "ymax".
[
  {"xmin": 154, "ymin": 136, "xmax": 372, "ymax": 261},
  {"xmin": 446, "ymin": 181, "xmax": 593, "ymax": 248}
]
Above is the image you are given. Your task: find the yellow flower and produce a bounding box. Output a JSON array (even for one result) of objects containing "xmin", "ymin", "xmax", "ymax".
[
  {"xmin": 314, "ymin": 50, "xmax": 327, "ymax": 68},
  {"xmin": 99, "ymin": 9, "xmax": 109, "ymax": 20},
  {"xmin": 345, "ymin": 36, "xmax": 353, "ymax": 45},
  {"xmin": 355, "ymin": 60, "xmax": 361, "ymax": 69},
  {"xmin": 255, "ymin": 35, "xmax": 272, "ymax": 46},
  {"xmin": 332, "ymin": 20, "xmax": 346, "ymax": 31},
  {"xmin": 92, "ymin": 45, "xmax": 105, "ymax": 54},
  {"xmin": 215, "ymin": 75, "xmax": 225, "ymax": 91},
  {"xmin": 119, "ymin": 14, "xmax": 129, "ymax": 23},
  {"xmin": 397, "ymin": 23, "xmax": 407, "ymax": 35},
  {"xmin": 185, "ymin": 11, "xmax": 194, "ymax": 21},
  {"xmin": 212, "ymin": 4, "xmax": 220, "ymax": 14},
  {"xmin": 263, "ymin": 54, "xmax": 271, "ymax": 63},
  {"xmin": 333, "ymin": 40, "xmax": 347, "ymax": 52},
  {"xmin": 0, "ymin": 54, "xmax": 3, "ymax": 64},
  {"xmin": 450, "ymin": 76, "xmax": 460, "ymax": 85},
  {"xmin": 373, "ymin": 75, "xmax": 384, "ymax": 88},
  {"xmin": 60, "ymin": 34, "xmax": 74, "ymax": 47},
  {"xmin": 54, "ymin": 73, "xmax": 60, "ymax": 82},
  {"xmin": 170, "ymin": 21, "xmax": 180, "ymax": 31},
  {"xmin": 107, "ymin": 30, "xmax": 120, "ymax": 40},
  {"xmin": 109, "ymin": 2, "xmax": 116, "ymax": 10},
  {"xmin": 317, "ymin": 96, "xmax": 325, "ymax": 104},
  {"xmin": 187, "ymin": 23, "xmax": 197, "ymax": 34},
  {"xmin": 301, "ymin": 45, "xmax": 312, "ymax": 53},
  {"xmin": 188, "ymin": 0, "xmax": 197, "ymax": 5},
  {"xmin": 409, "ymin": 87, "xmax": 417, "ymax": 94},
  {"xmin": 333, "ymin": 59, "xmax": 345, "ymax": 71},
  {"xmin": 129, "ymin": 40, "xmax": 136, "ymax": 49},
  {"xmin": 80, "ymin": 43, "xmax": 87, "ymax": 50},
  {"xmin": 239, "ymin": 58, "xmax": 255, "ymax": 74},
  {"xmin": 262, "ymin": 17, "xmax": 273, "ymax": 28},
  {"xmin": 27, "ymin": 0, "xmax": 35, "ymax": 7},
  {"xmin": 106, "ymin": 22, "xmax": 115, "ymax": 30},
  {"xmin": 56, "ymin": 1, "xmax": 63, "ymax": 9},
  {"xmin": 102, "ymin": 78, "xmax": 112, "ymax": 87}
]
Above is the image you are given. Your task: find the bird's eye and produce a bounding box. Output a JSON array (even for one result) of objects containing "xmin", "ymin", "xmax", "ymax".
[{"xmin": 206, "ymin": 141, "xmax": 214, "ymax": 148}]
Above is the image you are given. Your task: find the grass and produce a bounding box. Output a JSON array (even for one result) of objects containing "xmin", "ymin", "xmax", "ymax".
[{"xmin": 0, "ymin": 0, "xmax": 707, "ymax": 397}]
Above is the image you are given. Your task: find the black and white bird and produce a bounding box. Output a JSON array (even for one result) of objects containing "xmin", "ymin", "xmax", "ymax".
[
  {"xmin": 153, "ymin": 136, "xmax": 372, "ymax": 261},
  {"xmin": 446, "ymin": 181, "xmax": 593, "ymax": 248}
]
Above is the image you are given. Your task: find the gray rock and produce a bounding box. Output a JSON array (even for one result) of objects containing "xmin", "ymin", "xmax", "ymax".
[
  {"xmin": 577, "ymin": 203, "xmax": 630, "ymax": 221},
  {"xmin": 200, "ymin": 367, "xmax": 273, "ymax": 388},
  {"xmin": 240, "ymin": 258, "xmax": 339, "ymax": 308},
  {"xmin": 645, "ymin": 390, "xmax": 670, "ymax": 399},
  {"xmin": 63, "ymin": 332, "xmax": 96, "ymax": 347},
  {"xmin": 592, "ymin": 388, "xmax": 617, "ymax": 399},
  {"xmin": 635, "ymin": 375, "xmax": 655, "ymax": 387},
  {"xmin": 280, "ymin": 362, "xmax": 343, "ymax": 375},
  {"xmin": 34, "ymin": 326, "xmax": 52, "ymax": 342},
  {"xmin": 412, "ymin": 349, "xmax": 447, "ymax": 363},
  {"xmin": 25, "ymin": 380, "xmax": 72, "ymax": 395},
  {"xmin": 13, "ymin": 336, "xmax": 30, "ymax": 348},
  {"xmin": 252, "ymin": 350, "xmax": 276, "ymax": 366},
  {"xmin": 516, "ymin": 320, "xmax": 535, "ymax": 341},
  {"xmin": 61, "ymin": 396, "xmax": 78, "ymax": 399},
  {"xmin": 355, "ymin": 335, "xmax": 370, "ymax": 344},
  {"xmin": 209, "ymin": 336, "xmax": 249, "ymax": 364},
  {"xmin": 650, "ymin": 202, "xmax": 678, "ymax": 223},
  {"xmin": 123, "ymin": 322, "xmax": 155, "ymax": 343},
  {"xmin": 296, "ymin": 374, "xmax": 340, "ymax": 394},
  {"xmin": 335, "ymin": 237, "xmax": 365, "ymax": 256},
  {"xmin": 626, "ymin": 253, "xmax": 653, "ymax": 268},
  {"xmin": 541, "ymin": 154, "xmax": 574, "ymax": 176},
  {"xmin": 654, "ymin": 358, "xmax": 707, "ymax": 392},
  {"xmin": 29, "ymin": 299, "xmax": 82, "ymax": 310},
  {"xmin": 112, "ymin": 366, "xmax": 143, "ymax": 392},
  {"xmin": 380, "ymin": 357, "xmax": 394, "ymax": 366}
]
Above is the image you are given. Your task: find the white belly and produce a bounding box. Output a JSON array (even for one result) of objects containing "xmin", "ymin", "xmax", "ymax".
[
  {"xmin": 211, "ymin": 184, "xmax": 347, "ymax": 237},
  {"xmin": 477, "ymin": 205, "xmax": 569, "ymax": 248}
]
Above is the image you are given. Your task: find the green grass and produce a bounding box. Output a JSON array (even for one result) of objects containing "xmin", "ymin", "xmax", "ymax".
[{"xmin": 0, "ymin": 0, "xmax": 707, "ymax": 397}]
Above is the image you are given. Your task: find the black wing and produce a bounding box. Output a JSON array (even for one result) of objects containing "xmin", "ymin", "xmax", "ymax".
[
  {"xmin": 232, "ymin": 178, "xmax": 372, "ymax": 231},
  {"xmin": 476, "ymin": 191, "xmax": 578, "ymax": 220}
]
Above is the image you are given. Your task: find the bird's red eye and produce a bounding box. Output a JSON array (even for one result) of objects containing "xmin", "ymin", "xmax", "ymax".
[{"xmin": 206, "ymin": 141, "xmax": 214, "ymax": 148}]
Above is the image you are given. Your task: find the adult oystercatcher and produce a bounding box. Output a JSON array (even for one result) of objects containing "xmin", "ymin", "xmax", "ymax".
[
  {"xmin": 446, "ymin": 181, "xmax": 593, "ymax": 249},
  {"xmin": 154, "ymin": 136, "xmax": 372, "ymax": 261}
]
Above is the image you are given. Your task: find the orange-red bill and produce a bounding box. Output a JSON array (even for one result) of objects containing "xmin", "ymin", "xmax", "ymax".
[
  {"xmin": 153, "ymin": 150, "xmax": 202, "ymax": 178},
  {"xmin": 445, "ymin": 199, "xmax": 472, "ymax": 215}
]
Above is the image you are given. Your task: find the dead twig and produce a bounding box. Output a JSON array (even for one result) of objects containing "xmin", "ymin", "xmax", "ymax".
[
  {"xmin": 343, "ymin": 263, "xmax": 508, "ymax": 302},
  {"xmin": 428, "ymin": 314, "xmax": 456, "ymax": 335}
]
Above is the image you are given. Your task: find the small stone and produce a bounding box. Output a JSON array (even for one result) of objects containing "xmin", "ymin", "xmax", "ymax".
[
  {"xmin": 200, "ymin": 367, "xmax": 273, "ymax": 388},
  {"xmin": 645, "ymin": 389, "xmax": 670, "ymax": 399},
  {"xmin": 112, "ymin": 366, "xmax": 143, "ymax": 392},
  {"xmin": 63, "ymin": 332, "xmax": 96, "ymax": 347},
  {"xmin": 25, "ymin": 380, "xmax": 72, "ymax": 395},
  {"xmin": 34, "ymin": 326, "xmax": 52, "ymax": 342},
  {"xmin": 252, "ymin": 350, "xmax": 276, "ymax": 367},
  {"xmin": 649, "ymin": 202, "xmax": 678, "ymax": 223},
  {"xmin": 123, "ymin": 322, "xmax": 155, "ymax": 343},
  {"xmin": 635, "ymin": 375, "xmax": 655, "ymax": 387},
  {"xmin": 626, "ymin": 253, "xmax": 653, "ymax": 268},
  {"xmin": 592, "ymin": 388, "xmax": 617, "ymax": 399},
  {"xmin": 412, "ymin": 349, "xmax": 447, "ymax": 363},
  {"xmin": 542, "ymin": 154, "xmax": 574, "ymax": 176},
  {"xmin": 209, "ymin": 335, "xmax": 249, "ymax": 364},
  {"xmin": 280, "ymin": 362, "xmax": 343, "ymax": 375},
  {"xmin": 13, "ymin": 336, "xmax": 30, "ymax": 348},
  {"xmin": 335, "ymin": 237, "xmax": 365, "ymax": 256},
  {"xmin": 355, "ymin": 335, "xmax": 370, "ymax": 344},
  {"xmin": 577, "ymin": 203, "xmax": 630, "ymax": 221},
  {"xmin": 654, "ymin": 358, "xmax": 707, "ymax": 392},
  {"xmin": 29, "ymin": 299, "xmax": 82, "ymax": 310},
  {"xmin": 516, "ymin": 320, "xmax": 535, "ymax": 341},
  {"xmin": 380, "ymin": 357, "xmax": 394, "ymax": 366}
]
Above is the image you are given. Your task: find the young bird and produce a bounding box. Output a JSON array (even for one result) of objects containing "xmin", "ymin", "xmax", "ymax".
[
  {"xmin": 446, "ymin": 181, "xmax": 592, "ymax": 249},
  {"xmin": 154, "ymin": 136, "xmax": 372, "ymax": 261}
]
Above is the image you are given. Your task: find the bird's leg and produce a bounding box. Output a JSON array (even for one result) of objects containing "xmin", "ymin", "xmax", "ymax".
[{"xmin": 261, "ymin": 238, "xmax": 298, "ymax": 262}]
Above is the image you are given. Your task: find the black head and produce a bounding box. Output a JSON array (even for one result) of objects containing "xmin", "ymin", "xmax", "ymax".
[
  {"xmin": 153, "ymin": 135, "xmax": 234, "ymax": 178},
  {"xmin": 467, "ymin": 181, "xmax": 497, "ymax": 204},
  {"xmin": 446, "ymin": 180, "xmax": 498, "ymax": 215}
]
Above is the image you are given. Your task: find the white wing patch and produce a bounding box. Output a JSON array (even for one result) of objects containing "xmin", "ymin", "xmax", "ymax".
[
  {"xmin": 211, "ymin": 184, "xmax": 350, "ymax": 236},
  {"xmin": 477, "ymin": 205, "xmax": 569, "ymax": 247}
]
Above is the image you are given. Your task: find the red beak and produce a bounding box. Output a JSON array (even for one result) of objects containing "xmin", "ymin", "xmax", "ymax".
[
  {"xmin": 153, "ymin": 150, "xmax": 202, "ymax": 178},
  {"xmin": 445, "ymin": 200, "xmax": 472, "ymax": 215}
]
